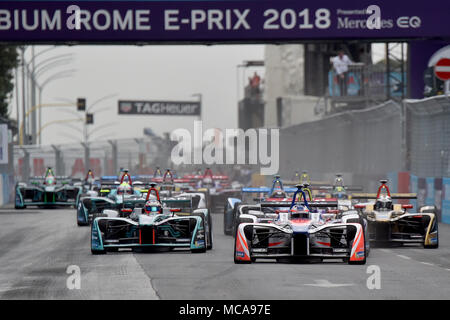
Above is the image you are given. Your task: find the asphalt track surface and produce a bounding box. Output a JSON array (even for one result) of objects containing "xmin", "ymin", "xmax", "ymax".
[{"xmin": 1, "ymin": 206, "xmax": 450, "ymax": 299}]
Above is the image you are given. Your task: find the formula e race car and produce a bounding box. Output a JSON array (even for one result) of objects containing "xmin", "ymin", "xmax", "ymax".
[
  {"xmin": 75, "ymin": 169, "xmax": 102, "ymax": 199},
  {"xmin": 152, "ymin": 169, "xmax": 194, "ymax": 196},
  {"xmin": 233, "ymin": 184, "xmax": 368, "ymax": 264},
  {"xmin": 15, "ymin": 167, "xmax": 82, "ymax": 209},
  {"xmin": 315, "ymin": 174, "xmax": 363, "ymax": 199},
  {"xmin": 91, "ymin": 184, "xmax": 212, "ymax": 254},
  {"xmin": 224, "ymin": 175, "xmax": 298, "ymax": 235},
  {"xmin": 352, "ymin": 180, "xmax": 439, "ymax": 248},
  {"xmin": 184, "ymin": 168, "xmax": 241, "ymax": 211},
  {"xmin": 77, "ymin": 171, "xmax": 149, "ymax": 226}
]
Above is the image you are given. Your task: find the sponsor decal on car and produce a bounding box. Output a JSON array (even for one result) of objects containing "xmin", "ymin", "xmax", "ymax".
[
  {"xmin": 356, "ymin": 251, "xmax": 365, "ymax": 258},
  {"xmin": 236, "ymin": 251, "xmax": 245, "ymax": 258},
  {"xmin": 195, "ymin": 240, "xmax": 205, "ymax": 247}
]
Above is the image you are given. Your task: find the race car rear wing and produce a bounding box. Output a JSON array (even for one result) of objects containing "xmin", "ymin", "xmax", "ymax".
[
  {"xmin": 352, "ymin": 193, "xmax": 417, "ymax": 199},
  {"xmin": 260, "ymin": 201, "xmax": 338, "ymax": 208},
  {"xmin": 318, "ymin": 185, "xmax": 363, "ymax": 191},
  {"xmin": 161, "ymin": 198, "xmax": 193, "ymax": 212},
  {"xmin": 241, "ymin": 187, "xmax": 298, "ymax": 193}
]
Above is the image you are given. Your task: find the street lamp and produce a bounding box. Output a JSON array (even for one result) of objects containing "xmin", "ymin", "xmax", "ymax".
[
  {"xmin": 21, "ymin": 48, "xmax": 76, "ymax": 145},
  {"xmin": 192, "ymin": 93, "xmax": 203, "ymax": 127},
  {"xmin": 36, "ymin": 69, "xmax": 76, "ymax": 144}
]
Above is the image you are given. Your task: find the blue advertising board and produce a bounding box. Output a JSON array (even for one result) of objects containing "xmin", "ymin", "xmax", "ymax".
[
  {"xmin": 410, "ymin": 174, "xmax": 418, "ymax": 210},
  {"xmin": 443, "ymin": 178, "xmax": 450, "ymax": 224},
  {"xmin": 387, "ymin": 172, "xmax": 397, "ymax": 193},
  {"xmin": 0, "ymin": 1, "xmax": 449, "ymax": 43},
  {"xmin": 425, "ymin": 177, "xmax": 435, "ymax": 206}
]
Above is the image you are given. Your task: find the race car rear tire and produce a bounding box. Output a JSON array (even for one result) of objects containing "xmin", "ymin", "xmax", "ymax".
[
  {"xmin": 207, "ymin": 212, "xmax": 213, "ymax": 250},
  {"xmin": 234, "ymin": 226, "xmax": 252, "ymax": 264},
  {"xmin": 347, "ymin": 222, "xmax": 367, "ymax": 265},
  {"xmin": 91, "ymin": 223, "xmax": 106, "ymax": 255},
  {"xmin": 192, "ymin": 211, "xmax": 210, "ymax": 251},
  {"xmin": 346, "ymin": 217, "xmax": 369, "ymax": 258},
  {"xmin": 91, "ymin": 248, "xmax": 106, "ymax": 255},
  {"xmin": 424, "ymin": 221, "xmax": 439, "ymax": 249},
  {"xmin": 223, "ymin": 203, "xmax": 232, "ymax": 236}
]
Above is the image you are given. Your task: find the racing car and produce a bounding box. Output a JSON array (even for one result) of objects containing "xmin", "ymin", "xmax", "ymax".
[
  {"xmin": 91, "ymin": 183, "xmax": 212, "ymax": 254},
  {"xmin": 233, "ymin": 184, "xmax": 368, "ymax": 264},
  {"xmin": 152, "ymin": 169, "xmax": 193, "ymax": 196},
  {"xmin": 185, "ymin": 168, "xmax": 241, "ymax": 211},
  {"xmin": 15, "ymin": 167, "xmax": 82, "ymax": 209},
  {"xmin": 77, "ymin": 170, "xmax": 148, "ymax": 226},
  {"xmin": 224, "ymin": 175, "xmax": 298, "ymax": 235},
  {"xmin": 352, "ymin": 180, "xmax": 439, "ymax": 248},
  {"xmin": 76, "ymin": 169, "xmax": 101, "ymax": 198}
]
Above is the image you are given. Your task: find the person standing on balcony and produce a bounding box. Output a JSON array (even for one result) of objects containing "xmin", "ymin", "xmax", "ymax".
[
  {"xmin": 249, "ymin": 71, "xmax": 261, "ymax": 95},
  {"xmin": 331, "ymin": 50, "xmax": 352, "ymax": 96}
]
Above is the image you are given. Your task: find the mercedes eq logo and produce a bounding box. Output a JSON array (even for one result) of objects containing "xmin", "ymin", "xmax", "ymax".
[{"xmin": 397, "ymin": 16, "xmax": 421, "ymax": 28}]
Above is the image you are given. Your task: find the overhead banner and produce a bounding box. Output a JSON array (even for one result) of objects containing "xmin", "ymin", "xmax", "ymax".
[
  {"xmin": 118, "ymin": 100, "xmax": 201, "ymax": 116},
  {"xmin": 0, "ymin": 1, "xmax": 449, "ymax": 42}
]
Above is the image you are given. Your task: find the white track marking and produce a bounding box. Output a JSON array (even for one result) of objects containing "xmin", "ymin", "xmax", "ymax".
[
  {"xmin": 420, "ymin": 262, "xmax": 434, "ymax": 266},
  {"xmin": 304, "ymin": 279, "xmax": 354, "ymax": 288},
  {"xmin": 396, "ymin": 254, "xmax": 411, "ymax": 260}
]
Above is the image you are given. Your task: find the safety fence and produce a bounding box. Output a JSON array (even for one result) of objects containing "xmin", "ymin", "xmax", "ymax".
[
  {"xmin": 13, "ymin": 135, "xmax": 176, "ymax": 183},
  {"xmin": 0, "ymin": 174, "xmax": 14, "ymax": 206},
  {"xmin": 278, "ymin": 99, "xmax": 403, "ymax": 192},
  {"xmin": 278, "ymin": 95, "xmax": 450, "ymax": 223},
  {"xmin": 387, "ymin": 172, "xmax": 450, "ymax": 225}
]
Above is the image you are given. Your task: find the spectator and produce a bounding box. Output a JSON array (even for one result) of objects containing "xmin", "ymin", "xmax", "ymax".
[
  {"xmin": 331, "ymin": 50, "xmax": 352, "ymax": 96},
  {"xmin": 249, "ymin": 71, "xmax": 261, "ymax": 95}
]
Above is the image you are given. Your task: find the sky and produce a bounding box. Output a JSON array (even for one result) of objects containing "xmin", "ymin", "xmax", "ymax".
[
  {"xmin": 9, "ymin": 43, "xmax": 390, "ymax": 146},
  {"xmin": 10, "ymin": 44, "xmax": 265, "ymax": 146}
]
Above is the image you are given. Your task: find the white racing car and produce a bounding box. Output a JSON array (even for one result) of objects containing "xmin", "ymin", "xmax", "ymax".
[{"xmin": 233, "ymin": 184, "xmax": 369, "ymax": 264}]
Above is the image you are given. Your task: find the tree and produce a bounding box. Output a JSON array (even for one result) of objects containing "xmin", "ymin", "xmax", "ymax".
[{"xmin": 0, "ymin": 46, "xmax": 19, "ymax": 118}]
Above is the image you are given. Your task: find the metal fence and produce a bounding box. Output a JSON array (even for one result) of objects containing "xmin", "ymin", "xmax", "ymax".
[
  {"xmin": 13, "ymin": 135, "xmax": 175, "ymax": 182},
  {"xmin": 278, "ymin": 100, "xmax": 403, "ymax": 192},
  {"xmin": 406, "ymin": 96, "xmax": 450, "ymax": 178},
  {"xmin": 277, "ymin": 95, "xmax": 450, "ymax": 194}
]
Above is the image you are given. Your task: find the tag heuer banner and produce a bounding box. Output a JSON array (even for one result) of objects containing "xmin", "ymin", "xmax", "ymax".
[{"xmin": 118, "ymin": 100, "xmax": 201, "ymax": 116}]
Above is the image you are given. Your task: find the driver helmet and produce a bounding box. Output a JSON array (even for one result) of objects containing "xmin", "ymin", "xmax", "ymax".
[
  {"xmin": 375, "ymin": 195, "xmax": 393, "ymax": 210},
  {"xmin": 334, "ymin": 176, "xmax": 344, "ymax": 187},
  {"xmin": 45, "ymin": 175, "xmax": 55, "ymax": 185},
  {"xmin": 270, "ymin": 190, "xmax": 287, "ymax": 199},
  {"xmin": 117, "ymin": 183, "xmax": 133, "ymax": 195},
  {"xmin": 332, "ymin": 186, "xmax": 347, "ymax": 199},
  {"xmin": 203, "ymin": 177, "xmax": 213, "ymax": 186},
  {"xmin": 144, "ymin": 200, "xmax": 163, "ymax": 215}
]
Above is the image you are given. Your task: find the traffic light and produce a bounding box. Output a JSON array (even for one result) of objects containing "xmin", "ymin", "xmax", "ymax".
[
  {"xmin": 77, "ymin": 98, "xmax": 86, "ymax": 111},
  {"xmin": 86, "ymin": 113, "xmax": 94, "ymax": 124}
]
